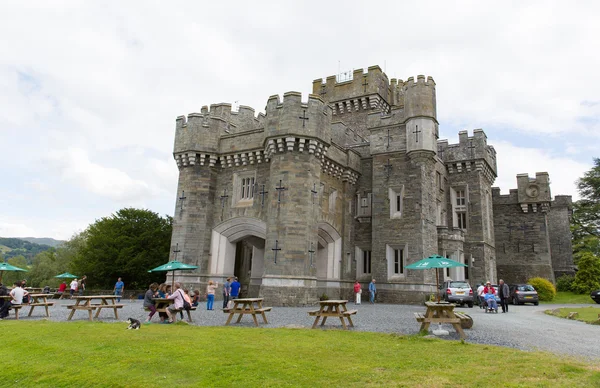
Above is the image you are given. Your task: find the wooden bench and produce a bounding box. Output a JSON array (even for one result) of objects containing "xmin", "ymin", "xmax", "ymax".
[
  {"xmin": 254, "ymin": 307, "xmax": 272, "ymax": 313},
  {"xmin": 454, "ymin": 312, "xmax": 473, "ymax": 329},
  {"xmin": 146, "ymin": 306, "xmax": 196, "ymax": 322},
  {"xmin": 342, "ymin": 309, "xmax": 358, "ymax": 316},
  {"xmin": 308, "ymin": 310, "xmax": 320, "ymax": 316},
  {"xmin": 8, "ymin": 305, "xmax": 24, "ymax": 320},
  {"xmin": 414, "ymin": 312, "xmax": 425, "ymax": 322},
  {"xmin": 28, "ymin": 302, "xmax": 55, "ymax": 307}
]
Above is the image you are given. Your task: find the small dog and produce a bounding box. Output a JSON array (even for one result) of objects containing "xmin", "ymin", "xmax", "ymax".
[{"xmin": 126, "ymin": 318, "xmax": 141, "ymax": 330}]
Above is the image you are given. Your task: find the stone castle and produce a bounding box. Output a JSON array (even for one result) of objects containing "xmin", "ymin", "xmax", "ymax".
[{"xmin": 169, "ymin": 65, "xmax": 574, "ymax": 305}]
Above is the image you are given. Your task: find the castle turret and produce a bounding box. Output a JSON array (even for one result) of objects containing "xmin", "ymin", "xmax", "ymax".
[
  {"xmin": 261, "ymin": 92, "xmax": 333, "ymax": 304},
  {"xmin": 404, "ymin": 75, "xmax": 437, "ymax": 156}
]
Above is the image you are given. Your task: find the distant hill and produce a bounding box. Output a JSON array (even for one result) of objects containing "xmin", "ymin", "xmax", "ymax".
[
  {"xmin": 0, "ymin": 237, "xmax": 59, "ymax": 263},
  {"xmin": 18, "ymin": 237, "xmax": 65, "ymax": 248}
]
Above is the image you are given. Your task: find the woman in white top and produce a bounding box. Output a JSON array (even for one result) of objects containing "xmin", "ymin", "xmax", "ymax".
[{"xmin": 206, "ymin": 280, "xmax": 219, "ymax": 310}]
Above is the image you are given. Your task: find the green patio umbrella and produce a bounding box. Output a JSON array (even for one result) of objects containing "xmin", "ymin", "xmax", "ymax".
[
  {"xmin": 0, "ymin": 262, "xmax": 28, "ymax": 284},
  {"xmin": 54, "ymin": 272, "xmax": 78, "ymax": 279},
  {"xmin": 148, "ymin": 260, "xmax": 198, "ymax": 288},
  {"xmin": 405, "ymin": 254, "xmax": 467, "ymax": 302}
]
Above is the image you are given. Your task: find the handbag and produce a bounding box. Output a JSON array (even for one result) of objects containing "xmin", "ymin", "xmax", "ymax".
[{"xmin": 180, "ymin": 290, "xmax": 191, "ymax": 310}]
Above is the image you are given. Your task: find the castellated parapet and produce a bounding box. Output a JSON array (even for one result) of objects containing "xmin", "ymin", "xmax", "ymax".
[
  {"xmin": 402, "ymin": 75, "xmax": 436, "ymax": 120},
  {"xmin": 264, "ymin": 92, "xmax": 331, "ymax": 144},
  {"xmin": 438, "ymin": 129, "xmax": 497, "ymax": 184}
]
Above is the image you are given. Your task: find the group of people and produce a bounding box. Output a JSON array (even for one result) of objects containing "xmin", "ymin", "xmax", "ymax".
[
  {"xmin": 141, "ymin": 276, "xmax": 243, "ymax": 323},
  {"xmin": 0, "ymin": 280, "xmax": 29, "ymax": 319},
  {"xmin": 143, "ymin": 282, "xmax": 200, "ymax": 324},
  {"xmin": 353, "ymin": 279, "xmax": 377, "ymax": 304},
  {"xmin": 477, "ymin": 280, "xmax": 510, "ymax": 313},
  {"xmin": 56, "ymin": 275, "xmax": 88, "ymax": 297}
]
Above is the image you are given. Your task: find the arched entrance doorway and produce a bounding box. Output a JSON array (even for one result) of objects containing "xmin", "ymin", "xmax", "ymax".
[
  {"xmin": 209, "ymin": 217, "xmax": 266, "ymax": 297},
  {"xmin": 316, "ymin": 222, "xmax": 342, "ymax": 280}
]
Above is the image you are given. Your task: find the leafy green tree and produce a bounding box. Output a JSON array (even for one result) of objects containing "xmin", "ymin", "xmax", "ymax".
[
  {"xmin": 572, "ymin": 158, "xmax": 600, "ymax": 262},
  {"xmin": 571, "ymin": 252, "xmax": 600, "ymax": 294},
  {"xmin": 71, "ymin": 208, "xmax": 172, "ymax": 289}
]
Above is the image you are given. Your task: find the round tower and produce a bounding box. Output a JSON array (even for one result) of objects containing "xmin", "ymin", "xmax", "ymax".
[
  {"xmin": 404, "ymin": 75, "xmax": 438, "ymax": 156},
  {"xmin": 261, "ymin": 92, "xmax": 332, "ymax": 304}
]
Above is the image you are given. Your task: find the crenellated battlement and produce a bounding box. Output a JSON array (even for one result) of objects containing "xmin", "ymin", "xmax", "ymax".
[
  {"xmin": 312, "ymin": 65, "xmax": 391, "ymax": 106},
  {"xmin": 174, "ymin": 102, "xmax": 265, "ymax": 156},
  {"xmin": 264, "ymin": 92, "xmax": 331, "ymax": 145},
  {"xmin": 439, "ymin": 129, "xmax": 497, "ymax": 181}
]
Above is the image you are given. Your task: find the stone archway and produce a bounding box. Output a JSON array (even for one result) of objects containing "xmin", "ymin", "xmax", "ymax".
[
  {"xmin": 316, "ymin": 222, "xmax": 342, "ymax": 280},
  {"xmin": 209, "ymin": 217, "xmax": 267, "ymax": 284}
]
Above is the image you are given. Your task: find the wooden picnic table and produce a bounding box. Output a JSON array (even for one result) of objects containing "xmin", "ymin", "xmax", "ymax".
[
  {"xmin": 0, "ymin": 293, "xmax": 55, "ymax": 319},
  {"xmin": 223, "ymin": 298, "xmax": 271, "ymax": 326},
  {"xmin": 414, "ymin": 301, "xmax": 468, "ymax": 339},
  {"xmin": 25, "ymin": 287, "xmax": 43, "ymax": 293},
  {"xmin": 26, "ymin": 293, "xmax": 55, "ymax": 318},
  {"xmin": 149, "ymin": 298, "xmax": 196, "ymax": 323},
  {"xmin": 308, "ymin": 300, "xmax": 357, "ymax": 329},
  {"xmin": 65, "ymin": 295, "xmax": 123, "ymax": 321}
]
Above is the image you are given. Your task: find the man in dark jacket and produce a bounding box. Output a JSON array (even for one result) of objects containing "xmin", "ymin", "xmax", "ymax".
[{"xmin": 499, "ymin": 279, "xmax": 510, "ymax": 313}]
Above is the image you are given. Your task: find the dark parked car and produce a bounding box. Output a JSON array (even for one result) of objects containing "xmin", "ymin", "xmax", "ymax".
[
  {"xmin": 509, "ymin": 284, "xmax": 539, "ymax": 305},
  {"xmin": 441, "ymin": 280, "xmax": 474, "ymax": 307},
  {"xmin": 591, "ymin": 290, "xmax": 600, "ymax": 304}
]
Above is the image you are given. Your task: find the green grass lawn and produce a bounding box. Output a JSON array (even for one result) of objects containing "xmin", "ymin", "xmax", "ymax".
[
  {"xmin": 541, "ymin": 291, "xmax": 595, "ymax": 305},
  {"xmin": 545, "ymin": 306, "xmax": 600, "ymax": 325},
  {"xmin": 0, "ymin": 321, "xmax": 599, "ymax": 387}
]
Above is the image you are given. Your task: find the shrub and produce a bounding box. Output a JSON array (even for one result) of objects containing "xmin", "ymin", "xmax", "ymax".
[
  {"xmin": 556, "ymin": 275, "xmax": 575, "ymax": 292},
  {"xmin": 527, "ymin": 277, "xmax": 556, "ymax": 301},
  {"xmin": 571, "ymin": 252, "xmax": 600, "ymax": 294}
]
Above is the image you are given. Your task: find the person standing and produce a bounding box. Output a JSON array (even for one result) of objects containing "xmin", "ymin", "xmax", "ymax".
[
  {"xmin": 79, "ymin": 275, "xmax": 87, "ymax": 296},
  {"xmin": 113, "ymin": 277, "xmax": 125, "ymax": 303},
  {"xmin": 498, "ymin": 279, "xmax": 510, "ymax": 313},
  {"xmin": 368, "ymin": 279, "xmax": 376, "ymax": 304},
  {"xmin": 69, "ymin": 278, "xmax": 78, "ymax": 298},
  {"xmin": 206, "ymin": 280, "xmax": 218, "ymax": 310},
  {"xmin": 353, "ymin": 280, "xmax": 362, "ymax": 305},
  {"xmin": 230, "ymin": 277, "xmax": 241, "ymax": 300},
  {"xmin": 222, "ymin": 277, "xmax": 231, "ymax": 309}
]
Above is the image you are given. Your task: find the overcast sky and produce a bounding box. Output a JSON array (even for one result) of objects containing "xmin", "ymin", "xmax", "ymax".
[{"xmin": 1, "ymin": 1, "xmax": 598, "ymax": 240}]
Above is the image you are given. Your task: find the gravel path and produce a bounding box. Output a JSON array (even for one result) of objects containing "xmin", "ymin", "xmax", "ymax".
[{"xmin": 11, "ymin": 299, "xmax": 600, "ymax": 360}]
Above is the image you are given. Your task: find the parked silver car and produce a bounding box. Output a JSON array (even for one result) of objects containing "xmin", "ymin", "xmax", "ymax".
[
  {"xmin": 509, "ymin": 284, "xmax": 539, "ymax": 305},
  {"xmin": 441, "ymin": 281, "xmax": 474, "ymax": 307}
]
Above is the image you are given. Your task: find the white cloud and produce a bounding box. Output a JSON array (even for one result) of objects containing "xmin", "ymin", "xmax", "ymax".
[
  {"xmin": 45, "ymin": 148, "xmax": 157, "ymax": 201},
  {"xmin": 0, "ymin": 221, "xmax": 37, "ymax": 238}
]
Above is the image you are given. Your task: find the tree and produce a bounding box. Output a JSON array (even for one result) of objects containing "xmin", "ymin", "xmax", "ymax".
[
  {"xmin": 571, "ymin": 252, "xmax": 600, "ymax": 294},
  {"xmin": 71, "ymin": 208, "xmax": 172, "ymax": 289},
  {"xmin": 572, "ymin": 158, "xmax": 600, "ymax": 262}
]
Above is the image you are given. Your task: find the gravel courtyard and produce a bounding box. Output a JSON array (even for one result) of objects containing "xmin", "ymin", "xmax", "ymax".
[{"xmin": 15, "ymin": 299, "xmax": 600, "ymax": 360}]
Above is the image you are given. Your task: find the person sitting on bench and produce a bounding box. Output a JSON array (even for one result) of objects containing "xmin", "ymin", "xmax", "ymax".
[{"xmin": 0, "ymin": 281, "xmax": 29, "ymax": 319}]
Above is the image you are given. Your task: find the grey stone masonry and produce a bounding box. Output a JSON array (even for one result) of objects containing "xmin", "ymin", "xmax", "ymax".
[{"xmin": 168, "ymin": 65, "xmax": 574, "ymax": 306}]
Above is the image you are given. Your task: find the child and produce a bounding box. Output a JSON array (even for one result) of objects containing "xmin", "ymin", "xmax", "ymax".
[
  {"xmin": 191, "ymin": 290, "xmax": 200, "ymax": 307},
  {"xmin": 144, "ymin": 283, "xmax": 159, "ymax": 323},
  {"xmin": 206, "ymin": 280, "xmax": 218, "ymax": 310}
]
